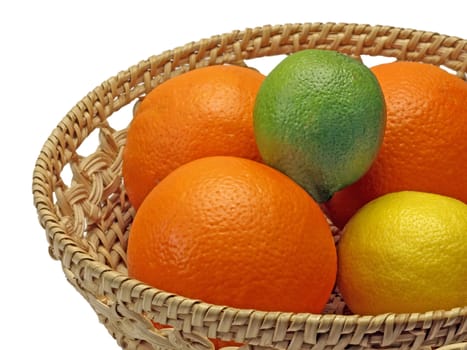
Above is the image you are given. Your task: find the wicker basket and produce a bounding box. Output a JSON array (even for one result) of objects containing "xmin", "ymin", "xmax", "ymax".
[{"xmin": 32, "ymin": 22, "xmax": 467, "ymax": 350}]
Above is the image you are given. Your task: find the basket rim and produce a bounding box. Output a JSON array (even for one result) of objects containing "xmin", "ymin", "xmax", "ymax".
[
  {"xmin": 36, "ymin": 226, "xmax": 467, "ymax": 325},
  {"xmin": 32, "ymin": 21, "xmax": 467, "ymax": 348}
]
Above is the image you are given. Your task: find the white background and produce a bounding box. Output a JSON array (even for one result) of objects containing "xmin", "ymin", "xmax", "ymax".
[{"xmin": 1, "ymin": 1, "xmax": 465, "ymax": 349}]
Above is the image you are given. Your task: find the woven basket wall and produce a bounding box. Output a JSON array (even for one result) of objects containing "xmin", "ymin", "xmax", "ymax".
[{"xmin": 33, "ymin": 22, "xmax": 467, "ymax": 350}]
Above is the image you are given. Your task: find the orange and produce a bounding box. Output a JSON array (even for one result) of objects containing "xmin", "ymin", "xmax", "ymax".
[
  {"xmin": 123, "ymin": 65, "xmax": 265, "ymax": 209},
  {"xmin": 127, "ymin": 156, "xmax": 337, "ymax": 314},
  {"xmin": 325, "ymin": 61, "xmax": 467, "ymax": 228}
]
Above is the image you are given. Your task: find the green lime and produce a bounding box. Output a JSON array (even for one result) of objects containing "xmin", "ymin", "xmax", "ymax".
[{"xmin": 253, "ymin": 49, "xmax": 386, "ymax": 202}]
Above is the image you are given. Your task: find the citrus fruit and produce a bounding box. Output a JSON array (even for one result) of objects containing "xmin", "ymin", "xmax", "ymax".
[
  {"xmin": 123, "ymin": 64, "xmax": 265, "ymax": 209},
  {"xmin": 325, "ymin": 61, "xmax": 467, "ymax": 229},
  {"xmin": 253, "ymin": 49, "xmax": 386, "ymax": 203},
  {"xmin": 127, "ymin": 156, "xmax": 337, "ymax": 314},
  {"xmin": 337, "ymin": 191, "xmax": 467, "ymax": 315}
]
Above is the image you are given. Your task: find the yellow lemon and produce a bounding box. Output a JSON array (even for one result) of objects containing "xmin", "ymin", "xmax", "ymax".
[{"xmin": 337, "ymin": 191, "xmax": 467, "ymax": 315}]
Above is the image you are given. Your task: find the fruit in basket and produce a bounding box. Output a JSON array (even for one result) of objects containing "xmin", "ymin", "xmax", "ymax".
[
  {"xmin": 325, "ymin": 61, "xmax": 467, "ymax": 229},
  {"xmin": 337, "ymin": 191, "xmax": 467, "ymax": 315},
  {"xmin": 122, "ymin": 64, "xmax": 265, "ymax": 209},
  {"xmin": 253, "ymin": 49, "xmax": 386, "ymax": 203},
  {"xmin": 127, "ymin": 156, "xmax": 337, "ymax": 314}
]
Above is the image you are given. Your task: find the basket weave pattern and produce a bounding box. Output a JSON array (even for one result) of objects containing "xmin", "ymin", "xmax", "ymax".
[{"xmin": 33, "ymin": 22, "xmax": 467, "ymax": 350}]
